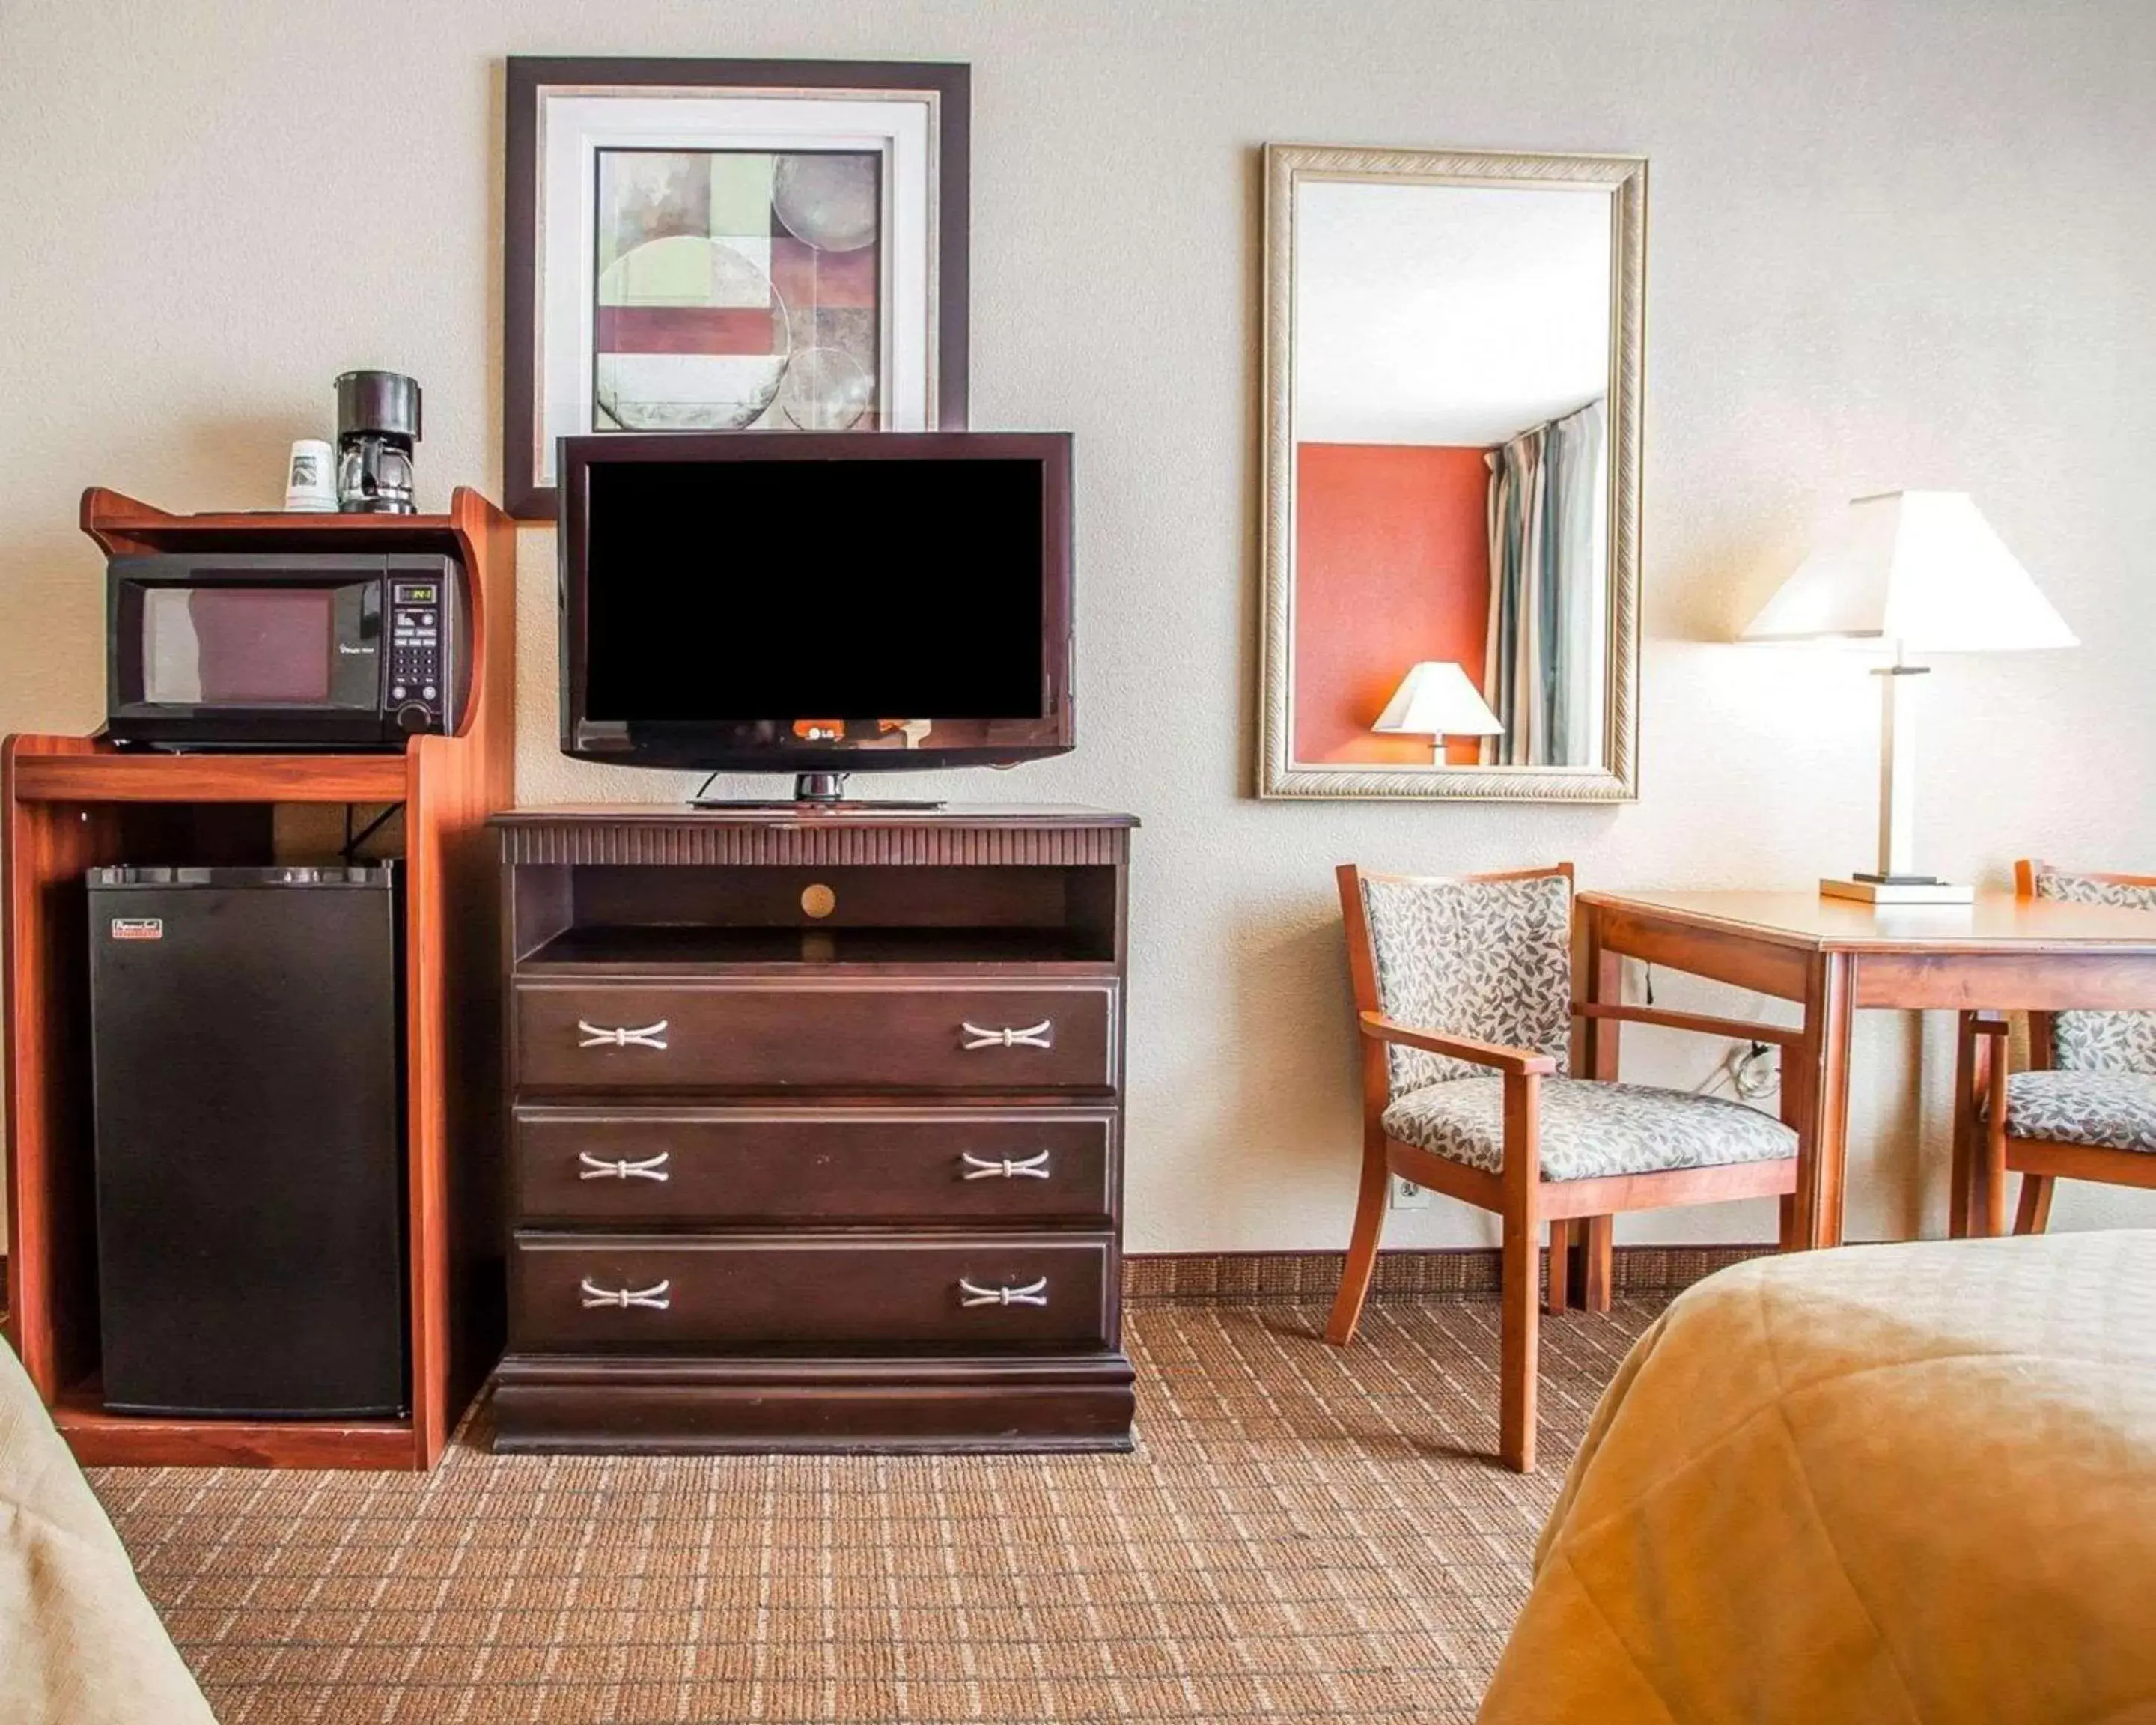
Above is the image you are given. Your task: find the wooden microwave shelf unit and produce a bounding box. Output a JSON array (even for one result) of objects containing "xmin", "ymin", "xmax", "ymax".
[
  {"xmin": 490, "ymin": 804, "xmax": 1139, "ymax": 1455},
  {"xmin": 1, "ymin": 487, "xmax": 515, "ymax": 1470}
]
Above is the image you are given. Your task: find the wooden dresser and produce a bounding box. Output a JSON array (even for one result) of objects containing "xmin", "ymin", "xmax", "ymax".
[{"xmin": 490, "ymin": 804, "xmax": 1137, "ymax": 1453}]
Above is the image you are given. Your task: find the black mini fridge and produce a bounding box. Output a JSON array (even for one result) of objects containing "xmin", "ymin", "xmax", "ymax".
[{"xmin": 87, "ymin": 865, "xmax": 407, "ymax": 1417}]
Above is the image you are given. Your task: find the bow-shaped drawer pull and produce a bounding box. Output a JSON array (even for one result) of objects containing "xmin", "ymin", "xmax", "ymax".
[
  {"xmin": 577, "ymin": 1019, "xmax": 669, "ymax": 1050},
  {"xmin": 579, "ymin": 1277, "xmax": 672, "ymax": 1311},
  {"xmin": 960, "ymin": 1020, "xmax": 1053, "ymax": 1051},
  {"xmin": 577, "ymin": 1151, "xmax": 671, "ymax": 1182},
  {"xmin": 960, "ymin": 1151, "xmax": 1053, "ymax": 1181},
  {"xmin": 957, "ymin": 1275, "xmax": 1050, "ymax": 1309}
]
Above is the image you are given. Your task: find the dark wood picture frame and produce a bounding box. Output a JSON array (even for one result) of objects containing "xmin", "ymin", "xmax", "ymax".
[{"xmin": 502, "ymin": 57, "xmax": 972, "ymax": 521}]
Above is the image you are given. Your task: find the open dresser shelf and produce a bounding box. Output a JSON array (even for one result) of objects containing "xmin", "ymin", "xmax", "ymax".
[
  {"xmin": 1, "ymin": 487, "xmax": 516, "ymax": 1470},
  {"xmin": 520, "ymin": 924, "xmax": 1118, "ymax": 970},
  {"xmin": 491, "ymin": 804, "xmax": 1139, "ymax": 1454}
]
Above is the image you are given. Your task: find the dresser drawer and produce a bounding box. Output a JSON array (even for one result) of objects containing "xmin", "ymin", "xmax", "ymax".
[
  {"xmin": 513, "ymin": 1107, "xmax": 1116, "ymax": 1226},
  {"xmin": 509, "ymin": 1233, "xmax": 1115, "ymax": 1352},
  {"xmin": 514, "ymin": 980, "xmax": 1117, "ymax": 1095}
]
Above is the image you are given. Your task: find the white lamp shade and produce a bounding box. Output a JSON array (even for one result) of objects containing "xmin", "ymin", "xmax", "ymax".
[
  {"xmin": 1741, "ymin": 490, "xmax": 2075, "ymax": 652},
  {"xmin": 1372, "ymin": 661, "xmax": 1504, "ymax": 737}
]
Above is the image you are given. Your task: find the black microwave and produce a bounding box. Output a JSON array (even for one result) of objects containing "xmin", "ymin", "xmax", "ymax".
[{"xmin": 106, "ymin": 553, "xmax": 467, "ymax": 749}]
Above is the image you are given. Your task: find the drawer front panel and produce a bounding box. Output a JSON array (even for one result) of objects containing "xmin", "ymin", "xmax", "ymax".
[
  {"xmin": 514, "ymin": 982, "xmax": 1116, "ymax": 1093},
  {"xmin": 510, "ymin": 1234, "xmax": 1114, "ymax": 1351},
  {"xmin": 513, "ymin": 1108, "xmax": 1117, "ymax": 1226}
]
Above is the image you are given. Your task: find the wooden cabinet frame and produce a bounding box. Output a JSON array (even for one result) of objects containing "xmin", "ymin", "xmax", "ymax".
[{"xmin": 2, "ymin": 486, "xmax": 515, "ymax": 1469}]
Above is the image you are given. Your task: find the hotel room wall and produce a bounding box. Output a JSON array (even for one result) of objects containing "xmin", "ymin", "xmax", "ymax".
[
  {"xmin": 1291, "ymin": 442, "xmax": 1492, "ymax": 767},
  {"xmin": 1, "ymin": 0, "xmax": 2152, "ymax": 1250}
]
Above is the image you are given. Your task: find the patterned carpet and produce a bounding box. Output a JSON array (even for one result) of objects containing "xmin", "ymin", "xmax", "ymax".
[{"xmin": 91, "ymin": 1299, "xmax": 1657, "ymax": 1724}]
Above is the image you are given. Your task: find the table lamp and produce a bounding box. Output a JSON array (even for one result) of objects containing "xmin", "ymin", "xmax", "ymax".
[
  {"xmin": 1372, "ymin": 661, "xmax": 1504, "ymax": 763},
  {"xmin": 1741, "ymin": 490, "xmax": 2076, "ymax": 905}
]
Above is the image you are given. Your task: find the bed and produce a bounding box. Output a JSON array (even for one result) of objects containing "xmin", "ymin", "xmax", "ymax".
[
  {"xmin": 1, "ymin": 1333, "xmax": 216, "ymax": 1724},
  {"xmin": 1479, "ymin": 1230, "xmax": 2156, "ymax": 1724}
]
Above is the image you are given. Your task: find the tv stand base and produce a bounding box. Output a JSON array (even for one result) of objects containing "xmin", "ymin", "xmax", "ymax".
[{"xmin": 688, "ymin": 770, "xmax": 945, "ymax": 812}]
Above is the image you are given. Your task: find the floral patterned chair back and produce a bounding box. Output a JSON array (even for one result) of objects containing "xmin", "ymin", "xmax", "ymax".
[
  {"xmin": 1356, "ymin": 870, "xmax": 1574, "ymax": 1096},
  {"xmin": 2031, "ymin": 865, "xmax": 2156, "ymax": 1074}
]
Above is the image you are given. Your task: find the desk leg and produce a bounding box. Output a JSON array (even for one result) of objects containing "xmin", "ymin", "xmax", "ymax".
[
  {"xmin": 1776, "ymin": 1062, "xmax": 1801, "ymax": 1250},
  {"xmin": 1786, "ymin": 952, "xmax": 1856, "ymax": 1250},
  {"xmin": 1949, "ymin": 1013, "xmax": 1995, "ymax": 1238},
  {"xmin": 1575, "ymin": 914, "xmax": 1619, "ymax": 1309}
]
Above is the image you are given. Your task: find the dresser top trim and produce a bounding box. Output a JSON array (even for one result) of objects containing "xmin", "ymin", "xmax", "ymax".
[
  {"xmin": 495, "ymin": 804, "xmax": 1138, "ymax": 829},
  {"xmin": 495, "ymin": 806, "xmax": 1135, "ymax": 868}
]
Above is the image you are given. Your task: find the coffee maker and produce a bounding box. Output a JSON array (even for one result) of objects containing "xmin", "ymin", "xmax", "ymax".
[{"xmin": 335, "ymin": 371, "xmax": 421, "ymax": 514}]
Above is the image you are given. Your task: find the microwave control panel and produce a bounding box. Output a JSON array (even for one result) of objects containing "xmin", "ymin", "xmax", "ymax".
[{"xmin": 387, "ymin": 579, "xmax": 448, "ymax": 734}]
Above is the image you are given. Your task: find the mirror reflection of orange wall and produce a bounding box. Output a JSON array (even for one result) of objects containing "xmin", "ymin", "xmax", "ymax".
[{"xmin": 1291, "ymin": 442, "xmax": 1493, "ymax": 764}]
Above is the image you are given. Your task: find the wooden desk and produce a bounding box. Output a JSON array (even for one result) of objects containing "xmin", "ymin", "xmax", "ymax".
[{"xmin": 1576, "ymin": 890, "xmax": 2156, "ymax": 1248}]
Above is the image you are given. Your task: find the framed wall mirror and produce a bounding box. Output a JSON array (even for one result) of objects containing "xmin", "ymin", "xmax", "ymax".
[{"xmin": 1258, "ymin": 145, "xmax": 1645, "ymax": 800}]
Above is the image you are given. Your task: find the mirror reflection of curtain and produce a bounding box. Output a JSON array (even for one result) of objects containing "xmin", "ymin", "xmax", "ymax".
[{"xmin": 1482, "ymin": 398, "xmax": 1606, "ymax": 766}]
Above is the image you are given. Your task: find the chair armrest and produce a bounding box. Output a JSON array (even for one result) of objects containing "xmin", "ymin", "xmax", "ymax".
[
  {"xmin": 1359, "ymin": 1011, "xmax": 1556, "ymax": 1077},
  {"xmin": 1574, "ymin": 1001, "xmax": 1804, "ymax": 1049}
]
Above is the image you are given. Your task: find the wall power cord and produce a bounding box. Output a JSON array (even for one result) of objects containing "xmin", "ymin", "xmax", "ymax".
[
  {"xmin": 1693, "ymin": 1038, "xmax": 1778, "ymax": 1101},
  {"xmin": 1732, "ymin": 1041, "xmax": 1779, "ymax": 1100},
  {"xmin": 1645, "ymin": 964, "xmax": 1781, "ymax": 1102}
]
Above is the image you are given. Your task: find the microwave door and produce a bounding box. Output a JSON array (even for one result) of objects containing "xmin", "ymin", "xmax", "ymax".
[{"xmin": 115, "ymin": 578, "xmax": 389, "ymax": 747}]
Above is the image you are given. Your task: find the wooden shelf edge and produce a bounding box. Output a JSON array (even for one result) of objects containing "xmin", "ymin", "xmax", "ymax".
[
  {"xmin": 81, "ymin": 486, "xmax": 474, "ymax": 551},
  {"xmin": 10, "ymin": 746, "xmax": 411, "ymax": 804},
  {"xmin": 91, "ymin": 508, "xmax": 462, "ymax": 536},
  {"xmin": 54, "ymin": 1401, "xmax": 421, "ymax": 1470}
]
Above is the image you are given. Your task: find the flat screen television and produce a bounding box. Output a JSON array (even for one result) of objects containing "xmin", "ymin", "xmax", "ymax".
[{"xmin": 558, "ymin": 432, "xmax": 1074, "ymax": 794}]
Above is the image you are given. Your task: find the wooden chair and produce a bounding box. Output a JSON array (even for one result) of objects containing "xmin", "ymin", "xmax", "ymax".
[
  {"xmin": 1327, "ymin": 862, "xmax": 1801, "ymax": 1472},
  {"xmin": 1953, "ymin": 860, "xmax": 2156, "ymax": 1238}
]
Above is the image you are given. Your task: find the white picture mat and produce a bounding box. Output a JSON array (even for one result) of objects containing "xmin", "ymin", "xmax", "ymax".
[{"xmin": 535, "ymin": 90, "xmax": 937, "ymax": 486}]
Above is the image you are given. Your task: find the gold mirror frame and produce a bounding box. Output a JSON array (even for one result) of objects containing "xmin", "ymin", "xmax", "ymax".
[{"xmin": 1258, "ymin": 144, "xmax": 1646, "ymax": 801}]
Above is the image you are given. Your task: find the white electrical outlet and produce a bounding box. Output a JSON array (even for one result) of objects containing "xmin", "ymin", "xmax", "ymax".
[{"xmin": 1389, "ymin": 1174, "xmax": 1432, "ymax": 1210}]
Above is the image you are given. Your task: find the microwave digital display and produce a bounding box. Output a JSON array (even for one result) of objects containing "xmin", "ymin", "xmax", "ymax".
[{"xmin": 143, "ymin": 588, "xmax": 338, "ymax": 705}]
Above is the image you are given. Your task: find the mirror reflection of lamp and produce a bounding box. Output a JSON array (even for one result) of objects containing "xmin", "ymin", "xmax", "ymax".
[{"xmin": 1371, "ymin": 661, "xmax": 1504, "ymax": 764}]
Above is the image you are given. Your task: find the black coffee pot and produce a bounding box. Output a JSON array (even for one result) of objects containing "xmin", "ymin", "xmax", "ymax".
[{"xmin": 335, "ymin": 371, "xmax": 421, "ymax": 514}]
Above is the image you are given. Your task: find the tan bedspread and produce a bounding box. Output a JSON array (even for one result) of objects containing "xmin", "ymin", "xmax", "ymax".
[
  {"xmin": 0, "ymin": 1336, "xmax": 216, "ymax": 1724},
  {"xmin": 1481, "ymin": 1231, "xmax": 2156, "ymax": 1725}
]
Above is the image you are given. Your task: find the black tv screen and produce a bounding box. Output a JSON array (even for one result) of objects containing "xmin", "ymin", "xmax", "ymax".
[
  {"xmin": 586, "ymin": 460, "xmax": 1041, "ymax": 721},
  {"xmin": 558, "ymin": 433, "xmax": 1074, "ymax": 774}
]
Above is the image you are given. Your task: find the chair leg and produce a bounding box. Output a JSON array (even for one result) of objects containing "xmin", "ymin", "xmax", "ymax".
[
  {"xmin": 1498, "ymin": 1070, "xmax": 1542, "ymax": 1473},
  {"xmin": 1326, "ymin": 1127, "xmax": 1390, "ymax": 1346},
  {"xmin": 1580, "ymin": 1214, "xmax": 1613, "ymax": 1313},
  {"xmin": 1544, "ymin": 1218, "xmax": 1574, "ymax": 1314},
  {"xmin": 2014, "ymin": 1175, "xmax": 2056, "ymax": 1236},
  {"xmin": 1499, "ymin": 1203, "xmax": 1540, "ymax": 1473}
]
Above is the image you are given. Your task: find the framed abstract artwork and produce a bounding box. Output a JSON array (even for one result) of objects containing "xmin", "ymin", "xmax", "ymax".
[{"xmin": 504, "ymin": 58, "xmax": 970, "ymax": 519}]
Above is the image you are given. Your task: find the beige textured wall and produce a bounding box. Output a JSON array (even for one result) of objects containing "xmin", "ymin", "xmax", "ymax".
[{"xmin": 4, "ymin": 1, "xmax": 2154, "ymax": 1250}]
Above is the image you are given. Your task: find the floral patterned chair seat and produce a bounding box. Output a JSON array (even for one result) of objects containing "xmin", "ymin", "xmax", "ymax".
[
  {"xmin": 2000, "ymin": 1071, "xmax": 2156, "ymax": 1156},
  {"xmin": 1383, "ymin": 1076, "xmax": 1797, "ymax": 1181}
]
